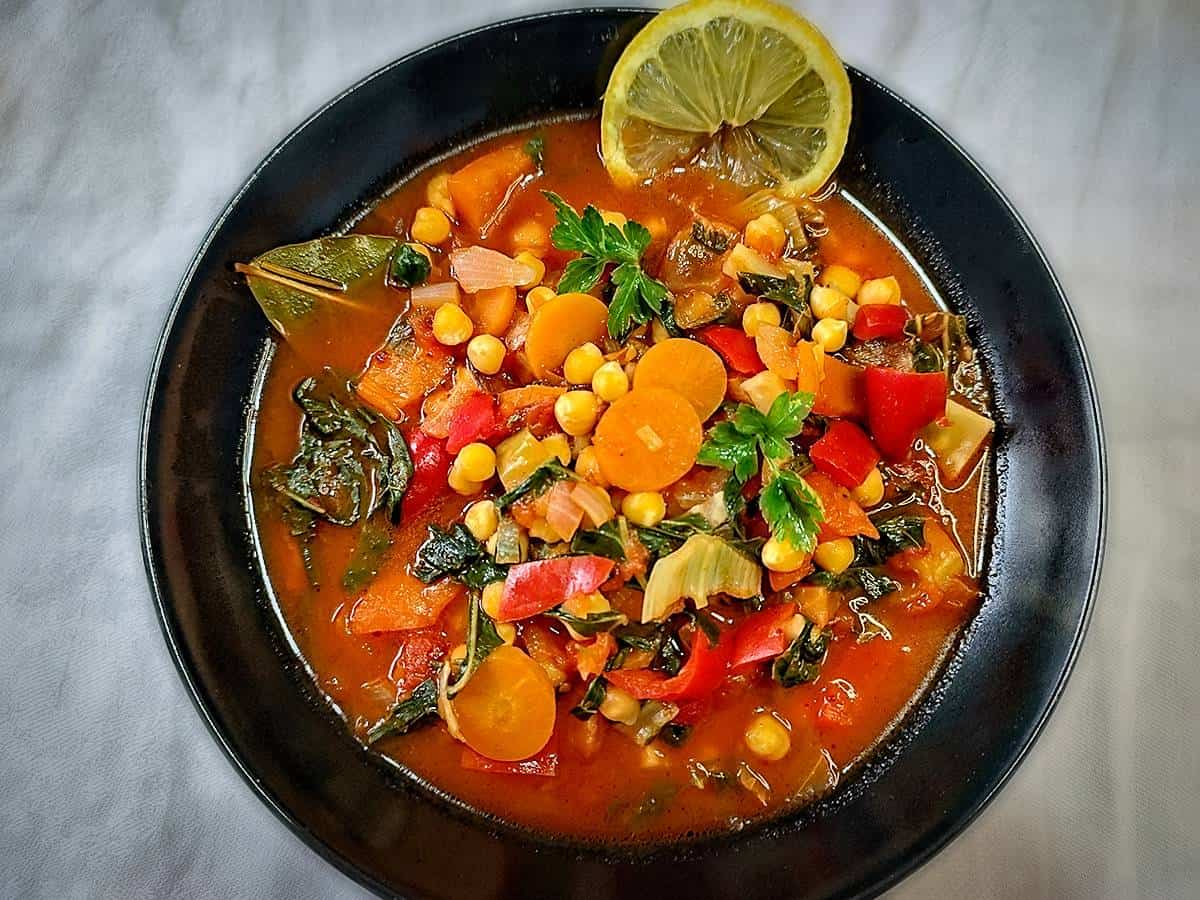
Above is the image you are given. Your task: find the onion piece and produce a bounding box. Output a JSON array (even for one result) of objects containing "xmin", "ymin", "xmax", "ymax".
[
  {"xmin": 570, "ymin": 482, "xmax": 615, "ymax": 527},
  {"xmin": 450, "ymin": 246, "xmax": 536, "ymax": 294},
  {"xmin": 545, "ymin": 482, "xmax": 585, "ymax": 542},
  {"xmin": 410, "ymin": 281, "xmax": 461, "ymax": 308}
]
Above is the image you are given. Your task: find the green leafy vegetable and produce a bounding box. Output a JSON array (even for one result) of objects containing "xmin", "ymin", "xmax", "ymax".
[
  {"xmin": 448, "ymin": 592, "xmax": 505, "ymax": 695},
  {"xmin": 659, "ymin": 723, "xmax": 692, "ymax": 746},
  {"xmin": 341, "ymin": 518, "xmax": 391, "ymax": 592},
  {"xmin": 524, "ymin": 134, "xmax": 546, "ymax": 167},
  {"xmin": 571, "ymin": 677, "xmax": 608, "ymax": 719},
  {"xmin": 388, "ymin": 243, "xmax": 431, "ymax": 287},
  {"xmin": 807, "ymin": 566, "xmax": 900, "ymax": 601},
  {"xmin": 772, "ymin": 621, "xmax": 829, "ymax": 687},
  {"xmin": 737, "ymin": 272, "xmax": 812, "ymax": 332},
  {"xmin": 759, "ymin": 466, "xmax": 824, "ymax": 554},
  {"xmin": 495, "ymin": 460, "xmax": 576, "ymax": 511},
  {"xmin": 630, "ymin": 700, "xmax": 680, "ymax": 746},
  {"xmin": 412, "ymin": 524, "xmax": 507, "ymax": 590},
  {"xmin": 852, "ymin": 514, "xmax": 926, "ymax": 567},
  {"xmin": 544, "ymin": 191, "xmax": 670, "ymax": 340},
  {"xmin": 266, "ymin": 377, "xmax": 411, "ymax": 530},
  {"xmin": 366, "ymin": 678, "xmax": 439, "ymax": 744},
  {"xmin": 912, "ymin": 342, "xmax": 944, "ymax": 373},
  {"xmin": 570, "ymin": 520, "xmax": 626, "ymax": 560},
  {"xmin": 635, "ymin": 513, "xmax": 713, "ymax": 558},
  {"xmin": 697, "ymin": 391, "xmax": 815, "ymax": 482},
  {"xmin": 545, "ymin": 608, "xmax": 629, "ymax": 637},
  {"xmin": 697, "ymin": 391, "xmax": 822, "ymax": 551},
  {"xmin": 238, "ymin": 235, "xmax": 397, "ymax": 335}
]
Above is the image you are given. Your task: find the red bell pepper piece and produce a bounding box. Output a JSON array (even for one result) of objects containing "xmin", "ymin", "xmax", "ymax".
[
  {"xmin": 852, "ymin": 304, "xmax": 909, "ymax": 341},
  {"xmin": 864, "ymin": 366, "xmax": 948, "ymax": 460},
  {"xmin": 445, "ymin": 392, "xmax": 500, "ymax": 454},
  {"xmin": 496, "ymin": 556, "xmax": 615, "ymax": 622},
  {"xmin": 606, "ymin": 629, "xmax": 731, "ymax": 701},
  {"xmin": 672, "ymin": 698, "xmax": 710, "ymax": 726},
  {"xmin": 402, "ymin": 429, "xmax": 451, "ymax": 517},
  {"xmin": 730, "ymin": 602, "xmax": 797, "ymax": 670},
  {"xmin": 809, "ymin": 420, "xmax": 881, "ymax": 489},
  {"xmin": 698, "ymin": 325, "xmax": 766, "ymax": 374},
  {"xmin": 459, "ymin": 738, "xmax": 558, "ymax": 776}
]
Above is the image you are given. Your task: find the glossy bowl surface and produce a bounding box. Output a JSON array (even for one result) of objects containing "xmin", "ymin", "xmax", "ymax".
[{"xmin": 140, "ymin": 9, "xmax": 1105, "ymax": 899}]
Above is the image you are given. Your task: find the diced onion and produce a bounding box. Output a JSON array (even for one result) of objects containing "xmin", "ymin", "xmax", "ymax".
[
  {"xmin": 450, "ymin": 246, "xmax": 537, "ymax": 294},
  {"xmin": 410, "ymin": 281, "xmax": 461, "ymax": 308},
  {"xmin": 570, "ymin": 482, "xmax": 615, "ymax": 527},
  {"xmin": 545, "ymin": 482, "xmax": 585, "ymax": 542}
]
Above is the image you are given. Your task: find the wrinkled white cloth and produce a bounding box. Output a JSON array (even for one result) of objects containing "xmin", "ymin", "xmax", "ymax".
[{"xmin": 1, "ymin": 0, "xmax": 1197, "ymax": 897}]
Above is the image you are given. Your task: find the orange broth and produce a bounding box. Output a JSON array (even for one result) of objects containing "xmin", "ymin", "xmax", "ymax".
[{"xmin": 250, "ymin": 118, "xmax": 990, "ymax": 840}]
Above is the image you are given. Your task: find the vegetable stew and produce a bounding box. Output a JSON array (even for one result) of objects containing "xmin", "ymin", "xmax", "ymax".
[{"xmin": 248, "ymin": 118, "xmax": 993, "ymax": 840}]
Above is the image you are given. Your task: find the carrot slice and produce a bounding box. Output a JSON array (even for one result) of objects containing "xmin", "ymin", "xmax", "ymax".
[
  {"xmin": 462, "ymin": 285, "xmax": 517, "ymax": 336},
  {"xmin": 754, "ymin": 324, "xmax": 798, "ymax": 380},
  {"xmin": 452, "ymin": 645, "xmax": 556, "ymax": 761},
  {"xmin": 814, "ymin": 356, "xmax": 866, "ymax": 419},
  {"xmin": 632, "ymin": 338, "xmax": 727, "ymax": 421},
  {"xmin": 592, "ymin": 387, "xmax": 703, "ymax": 492},
  {"xmin": 447, "ymin": 145, "xmax": 536, "ymax": 234},
  {"xmin": 524, "ymin": 293, "xmax": 608, "ymax": 378}
]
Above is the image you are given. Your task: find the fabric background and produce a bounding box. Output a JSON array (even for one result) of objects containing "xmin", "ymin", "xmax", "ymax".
[{"xmin": 1, "ymin": 0, "xmax": 1197, "ymax": 897}]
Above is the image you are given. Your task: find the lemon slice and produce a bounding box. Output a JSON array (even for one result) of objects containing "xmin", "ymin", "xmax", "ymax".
[{"xmin": 602, "ymin": 0, "xmax": 852, "ymax": 197}]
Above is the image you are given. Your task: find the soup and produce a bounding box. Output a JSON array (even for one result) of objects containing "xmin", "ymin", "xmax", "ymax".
[{"xmin": 247, "ymin": 117, "xmax": 993, "ymax": 841}]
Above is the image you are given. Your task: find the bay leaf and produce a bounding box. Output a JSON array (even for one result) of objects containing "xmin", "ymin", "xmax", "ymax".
[{"xmin": 240, "ymin": 235, "xmax": 397, "ymax": 335}]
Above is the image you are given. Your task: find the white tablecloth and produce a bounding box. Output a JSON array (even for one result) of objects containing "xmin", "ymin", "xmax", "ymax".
[{"xmin": 2, "ymin": 1, "xmax": 1196, "ymax": 896}]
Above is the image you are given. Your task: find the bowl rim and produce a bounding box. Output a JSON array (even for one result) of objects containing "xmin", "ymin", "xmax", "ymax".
[{"xmin": 138, "ymin": 7, "xmax": 1107, "ymax": 898}]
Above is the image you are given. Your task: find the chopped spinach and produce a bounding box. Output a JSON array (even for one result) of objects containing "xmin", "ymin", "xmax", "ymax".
[
  {"xmin": 636, "ymin": 513, "xmax": 714, "ymax": 557},
  {"xmin": 807, "ymin": 567, "xmax": 900, "ymax": 601},
  {"xmin": 571, "ymin": 677, "xmax": 608, "ymax": 719},
  {"xmin": 657, "ymin": 298, "xmax": 687, "ymax": 337},
  {"xmin": 412, "ymin": 523, "xmax": 506, "ymax": 590},
  {"xmin": 341, "ymin": 517, "xmax": 391, "ymax": 592},
  {"xmin": 545, "ymin": 608, "xmax": 629, "ymax": 637},
  {"xmin": 388, "ymin": 243, "xmax": 431, "ymax": 288},
  {"xmin": 494, "ymin": 460, "xmax": 576, "ymax": 511},
  {"xmin": 656, "ymin": 630, "xmax": 687, "ymax": 676},
  {"xmin": 912, "ymin": 341, "xmax": 944, "ymax": 373},
  {"xmin": 447, "ymin": 592, "xmax": 505, "ymax": 697},
  {"xmin": 570, "ymin": 520, "xmax": 625, "ymax": 560},
  {"xmin": 366, "ymin": 678, "xmax": 439, "ymax": 744},
  {"xmin": 268, "ymin": 377, "xmax": 411, "ymax": 526},
  {"xmin": 852, "ymin": 514, "xmax": 926, "ymax": 567},
  {"xmin": 737, "ymin": 272, "xmax": 813, "ymax": 332},
  {"xmin": 772, "ymin": 621, "xmax": 830, "ymax": 687}
]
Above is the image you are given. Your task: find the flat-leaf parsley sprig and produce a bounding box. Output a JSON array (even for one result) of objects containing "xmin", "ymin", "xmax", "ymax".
[
  {"xmin": 543, "ymin": 191, "xmax": 669, "ymax": 340},
  {"xmin": 697, "ymin": 391, "xmax": 825, "ymax": 553}
]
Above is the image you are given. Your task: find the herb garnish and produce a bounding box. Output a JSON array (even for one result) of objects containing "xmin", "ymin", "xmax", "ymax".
[
  {"xmin": 543, "ymin": 191, "xmax": 670, "ymax": 340},
  {"xmin": 696, "ymin": 391, "xmax": 824, "ymax": 552}
]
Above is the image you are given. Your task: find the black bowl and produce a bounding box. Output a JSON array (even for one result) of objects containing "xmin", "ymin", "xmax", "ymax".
[{"xmin": 139, "ymin": 8, "xmax": 1105, "ymax": 899}]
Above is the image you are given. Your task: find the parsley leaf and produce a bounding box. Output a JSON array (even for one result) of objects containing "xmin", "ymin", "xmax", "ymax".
[
  {"xmin": 697, "ymin": 390, "xmax": 814, "ymax": 481},
  {"xmin": 759, "ymin": 466, "xmax": 824, "ymax": 554},
  {"xmin": 543, "ymin": 191, "xmax": 670, "ymax": 340}
]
